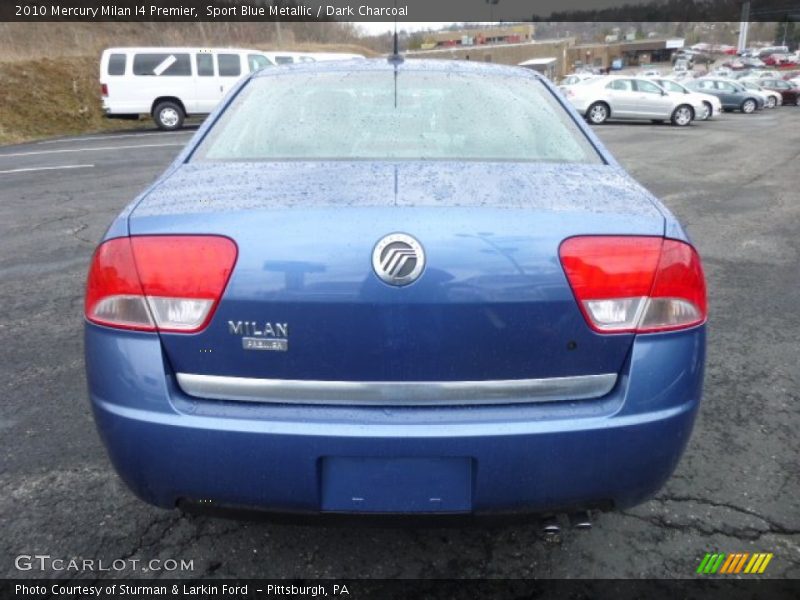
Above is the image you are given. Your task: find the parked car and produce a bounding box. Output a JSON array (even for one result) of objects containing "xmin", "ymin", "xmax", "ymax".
[
  {"xmin": 738, "ymin": 79, "xmax": 783, "ymax": 108},
  {"xmin": 685, "ymin": 78, "xmax": 766, "ymax": 113},
  {"xmin": 741, "ymin": 57, "xmax": 766, "ymax": 69},
  {"xmin": 650, "ymin": 78, "xmax": 722, "ymax": 120},
  {"xmin": 308, "ymin": 52, "xmax": 366, "ymax": 62},
  {"xmin": 100, "ymin": 47, "xmax": 320, "ymax": 130},
  {"xmin": 261, "ymin": 51, "xmax": 317, "ymax": 65},
  {"xmin": 558, "ymin": 72, "xmax": 597, "ymax": 90},
  {"xmin": 673, "ymin": 58, "xmax": 691, "ymax": 73},
  {"xmin": 763, "ymin": 53, "xmax": 798, "ymax": 68},
  {"xmin": 84, "ymin": 59, "xmax": 707, "ymax": 519},
  {"xmin": 756, "ymin": 78, "xmax": 800, "ymax": 106},
  {"xmin": 722, "ymin": 59, "xmax": 747, "ymax": 71},
  {"xmin": 757, "ymin": 46, "xmax": 789, "ymax": 59},
  {"xmin": 565, "ymin": 75, "xmax": 699, "ymax": 125}
]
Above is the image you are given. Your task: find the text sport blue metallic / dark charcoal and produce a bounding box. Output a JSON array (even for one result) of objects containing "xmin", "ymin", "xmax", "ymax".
[{"xmin": 84, "ymin": 59, "xmax": 707, "ymax": 520}]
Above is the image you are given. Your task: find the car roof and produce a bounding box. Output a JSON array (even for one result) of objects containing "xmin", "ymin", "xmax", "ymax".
[
  {"xmin": 102, "ymin": 46, "xmax": 263, "ymax": 54},
  {"xmin": 249, "ymin": 58, "xmax": 545, "ymax": 80}
]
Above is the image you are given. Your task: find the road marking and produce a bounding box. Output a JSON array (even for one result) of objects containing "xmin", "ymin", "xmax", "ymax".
[
  {"xmin": 36, "ymin": 131, "xmax": 194, "ymax": 145},
  {"xmin": 0, "ymin": 142, "xmax": 186, "ymax": 158},
  {"xmin": 0, "ymin": 164, "xmax": 95, "ymax": 174}
]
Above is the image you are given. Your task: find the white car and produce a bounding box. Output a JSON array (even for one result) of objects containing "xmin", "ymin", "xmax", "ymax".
[
  {"xmin": 650, "ymin": 78, "xmax": 722, "ymax": 120},
  {"xmin": 738, "ymin": 79, "xmax": 782, "ymax": 108},
  {"xmin": 308, "ymin": 52, "xmax": 366, "ymax": 61},
  {"xmin": 711, "ymin": 67, "xmax": 733, "ymax": 78},
  {"xmin": 558, "ymin": 73, "xmax": 597, "ymax": 91},
  {"xmin": 564, "ymin": 75, "xmax": 699, "ymax": 126},
  {"xmin": 100, "ymin": 47, "xmax": 318, "ymax": 130}
]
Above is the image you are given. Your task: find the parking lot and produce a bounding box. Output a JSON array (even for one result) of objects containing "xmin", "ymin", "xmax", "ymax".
[{"xmin": 1, "ymin": 110, "xmax": 798, "ymax": 579}]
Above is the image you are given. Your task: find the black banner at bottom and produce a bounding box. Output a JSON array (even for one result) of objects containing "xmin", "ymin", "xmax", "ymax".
[{"xmin": 3, "ymin": 579, "xmax": 800, "ymax": 600}]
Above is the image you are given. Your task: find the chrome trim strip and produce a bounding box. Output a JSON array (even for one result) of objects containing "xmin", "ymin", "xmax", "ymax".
[{"xmin": 175, "ymin": 372, "xmax": 617, "ymax": 406}]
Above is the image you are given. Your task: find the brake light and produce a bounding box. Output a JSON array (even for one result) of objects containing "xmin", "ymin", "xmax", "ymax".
[
  {"xmin": 85, "ymin": 236, "xmax": 237, "ymax": 333},
  {"xmin": 559, "ymin": 236, "xmax": 706, "ymax": 334},
  {"xmin": 101, "ymin": 83, "xmax": 108, "ymax": 97}
]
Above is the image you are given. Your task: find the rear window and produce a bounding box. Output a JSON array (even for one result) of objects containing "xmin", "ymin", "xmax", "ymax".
[
  {"xmin": 133, "ymin": 53, "xmax": 191, "ymax": 76},
  {"xmin": 192, "ymin": 70, "xmax": 602, "ymax": 164},
  {"xmin": 107, "ymin": 53, "xmax": 126, "ymax": 76}
]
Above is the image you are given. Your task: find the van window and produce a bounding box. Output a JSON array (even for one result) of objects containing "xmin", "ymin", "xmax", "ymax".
[
  {"xmin": 197, "ymin": 53, "xmax": 214, "ymax": 77},
  {"xmin": 133, "ymin": 53, "xmax": 191, "ymax": 76},
  {"xmin": 218, "ymin": 54, "xmax": 241, "ymax": 77},
  {"xmin": 274, "ymin": 56, "xmax": 294, "ymax": 65},
  {"xmin": 247, "ymin": 54, "xmax": 271, "ymax": 73},
  {"xmin": 107, "ymin": 54, "xmax": 126, "ymax": 76}
]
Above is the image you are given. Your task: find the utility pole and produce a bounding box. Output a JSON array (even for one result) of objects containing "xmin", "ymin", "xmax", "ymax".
[{"xmin": 737, "ymin": 1, "xmax": 750, "ymax": 53}]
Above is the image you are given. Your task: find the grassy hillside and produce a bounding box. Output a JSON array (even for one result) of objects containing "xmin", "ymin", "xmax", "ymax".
[
  {"xmin": 0, "ymin": 23, "xmax": 378, "ymax": 145},
  {"xmin": 0, "ymin": 56, "xmax": 139, "ymax": 145}
]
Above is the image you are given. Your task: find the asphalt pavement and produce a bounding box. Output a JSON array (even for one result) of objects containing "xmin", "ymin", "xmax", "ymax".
[{"xmin": 1, "ymin": 111, "xmax": 798, "ymax": 579}]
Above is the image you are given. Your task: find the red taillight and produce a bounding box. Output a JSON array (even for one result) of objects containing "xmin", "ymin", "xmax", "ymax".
[
  {"xmin": 559, "ymin": 236, "xmax": 707, "ymax": 334},
  {"xmin": 85, "ymin": 236, "xmax": 237, "ymax": 333},
  {"xmin": 101, "ymin": 83, "xmax": 108, "ymax": 97}
]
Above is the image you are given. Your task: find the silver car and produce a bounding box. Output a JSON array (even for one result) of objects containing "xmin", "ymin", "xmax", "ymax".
[{"xmin": 564, "ymin": 76, "xmax": 698, "ymax": 126}]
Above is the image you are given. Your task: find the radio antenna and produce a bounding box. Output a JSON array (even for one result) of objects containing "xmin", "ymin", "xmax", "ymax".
[{"xmin": 387, "ymin": 2, "xmax": 404, "ymax": 65}]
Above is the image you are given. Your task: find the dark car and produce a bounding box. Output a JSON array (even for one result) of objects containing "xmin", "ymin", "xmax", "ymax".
[
  {"xmin": 84, "ymin": 59, "xmax": 707, "ymax": 520},
  {"xmin": 758, "ymin": 78, "xmax": 800, "ymax": 106},
  {"xmin": 686, "ymin": 78, "xmax": 765, "ymax": 113}
]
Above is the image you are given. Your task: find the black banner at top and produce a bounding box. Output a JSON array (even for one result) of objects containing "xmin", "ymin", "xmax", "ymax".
[{"xmin": 2, "ymin": 0, "xmax": 800, "ymax": 22}]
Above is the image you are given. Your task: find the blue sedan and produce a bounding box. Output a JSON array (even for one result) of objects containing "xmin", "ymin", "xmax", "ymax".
[{"xmin": 85, "ymin": 59, "xmax": 707, "ymax": 522}]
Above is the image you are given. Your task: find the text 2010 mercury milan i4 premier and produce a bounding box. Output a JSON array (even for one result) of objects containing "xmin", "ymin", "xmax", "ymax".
[{"xmin": 84, "ymin": 59, "xmax": 706, "ymax": 521}]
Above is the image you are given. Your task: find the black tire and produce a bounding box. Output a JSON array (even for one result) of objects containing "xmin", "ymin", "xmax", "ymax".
[
  {"xmin": 701, "ymin": 101, "xmax": 713, "ymax": 120},
  {"xmin": 153, "ymin": 100, "xmax": 185, "ymax": 131},
  {"xmin": 671, "ymin": 104, "xmax": 694, "ymax": 126},
  {"xmin": 740, "ymin": 98, "xmax": 757, "ymax": 114},
  {"xmin": 586, "ymin": 102, "xmax": 609, "ymax": 125}
]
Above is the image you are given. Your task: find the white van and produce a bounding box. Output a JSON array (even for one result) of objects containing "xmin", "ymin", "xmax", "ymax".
[{"xmin": 100, "ymin": 47, "xmax": 304, "ymax": 130}]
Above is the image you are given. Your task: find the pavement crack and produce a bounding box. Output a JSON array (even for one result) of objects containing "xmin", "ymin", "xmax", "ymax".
[{"xmin": 654, "ymin": 494, "xmax": 799, "ymax": 535}]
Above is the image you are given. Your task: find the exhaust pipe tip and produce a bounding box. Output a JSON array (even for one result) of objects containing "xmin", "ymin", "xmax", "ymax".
[
  {"xmin": 541, "ymin": 515, "xmax": 561, "ymax": 535},
  {"xmin": 569, "ymin": 511, "xmax": 593, "ymax": 529}
]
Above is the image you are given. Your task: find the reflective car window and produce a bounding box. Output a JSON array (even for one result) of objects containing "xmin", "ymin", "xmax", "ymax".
[
  {"xmin": 193, "ymin": 70, "xmax": 603, "ymax": 164},
  {"xmin": 661, "ymin": 81, "xmax": 684, "ymax": 93},
  {"xmin": 607, "ymin": 79, "xmax": 633, "ymax": 91},
  {"xmin": 635, "ymin": 80, "xmax": 663, "ymax": 94},
  {"xmin": 248, "ymin": 54, "xmax": 272, "ymax": 73}
]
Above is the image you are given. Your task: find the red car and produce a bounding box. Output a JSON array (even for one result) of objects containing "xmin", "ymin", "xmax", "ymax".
[
  {"xmin": 759, "ymin": 78, "xmax": 800, "ymax": 106},
  {"xmin": 763, "ymin": 54, "xmax": 799, "ymax": 68}
]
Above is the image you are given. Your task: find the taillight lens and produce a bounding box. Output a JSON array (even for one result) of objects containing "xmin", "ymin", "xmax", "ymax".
[
  {"xmin": 559, "ymin": 236, "xmax": 707, "ymax": 334},
  {"xmin": 85, "ymin": 236, "xmax": 237, "ymax": 333},
  {"xmin": 101, "ymin": 83, "xmax": 108, "ymax": 97}
]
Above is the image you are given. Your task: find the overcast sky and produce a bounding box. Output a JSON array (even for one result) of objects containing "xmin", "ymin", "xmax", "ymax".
[{"xmin": 354, "ymin": 22, "xmax": 460, "ymax": 36}]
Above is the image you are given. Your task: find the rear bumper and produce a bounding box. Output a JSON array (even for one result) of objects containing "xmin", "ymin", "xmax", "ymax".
[{"xmin": 86, "ymin": 324, "xmax": 705, "ymax": 516}]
